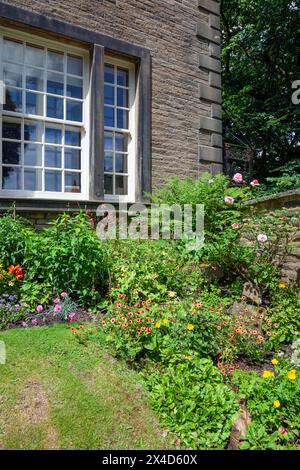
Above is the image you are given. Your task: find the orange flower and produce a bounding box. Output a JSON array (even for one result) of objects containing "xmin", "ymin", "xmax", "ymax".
[{"xmin": 7, "ymin": 265, "xmax": 15, "ymax": 273}]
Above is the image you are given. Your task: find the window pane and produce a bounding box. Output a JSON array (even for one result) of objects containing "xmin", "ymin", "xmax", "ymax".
[
  {"xmin": 47, "ymin": 50, "xmax": 64, "ymax": 72},
  {"xmin": 25, "ymin": 44, "xmax": 44, "ymax": 67},
  {"xmin": 26, "ymin": 67, "xmax": 44, "ymax": 91},
  {"xmin": 117, "ymin": 109, "xmax": 128, "ymax": 129},
  {"xmin": 67, "ymin": 77, "xmax": 83, "ymax": 99},
  {"xmin": 2, "ymin": 120, "xmax": 21, "ymax": 140},
  {"xmin": 3, "ymin": 38, "xmax": 23, "ymax": 63},
  {"xmin": 104, "ymin": 132, "xmax": 113, "ymax": 151},
  {"xmin": 104, "ymin": 85, "xmax": 114, "ymax": 105},
  {"xmin": 117, "ymin": 88, "xmax": 128, "ymax": 108},
  {"xmin": 4, "ymin": 88, "xmax": 22, "ymax": 113},
  {"xmin": 115, "ymin": 133, "xmax": 127, "ymax": 152},
  {"xmin": 104, "ymin": 107, "xmax": 114, "ymax": 127},
  {"xmin": 115, "ymin": 175, "xmax": 128, "ymax": 195},
  {"xmin": 45, "ymin": 127, "xmax": 62, "ymax": 144},
  {"xmin": 2, "ymin": 167, "xmax": 21, "ymax": 190},
  {"xmin": 24, "ymin": 121, "xmax": 43, "ymax": 142},
  {"xmin": 104, "ymin": 174, "xmax": 113, "ymax": 194},
  {"xmin": 104, "ymin": 153, "xmax": 113, "ymax": 172},
  {"xmin": 47, "ymin": 72, "xmax": 64, "ymax": 95},
  {"xmin": 26, "ymin": 92, "xmax": 44, "ymax": 115},
  {"xmin": 65, "ymin": 128, "xmax": 81, "ymax": 146},
  {"xmin": 45, "ymin": 170, "xmax": 62, "ymax": 192},
  {"xmin": 104, "ymin": 65, "xmax": 114, "ymax": 84},
  {"xmin": 65, "ymin": 148, "xmax": 81, "ymax": 170},
  {"xmin": 65, "ymin": 172, "xmax": 81, "ymax": 193},
  {"xmin": 115, "ymin": 153, "xmax": 127, "ymax": 173},
  {"xmin": 2, "ymin": 141, "xmax": 21, "ymax": 164},
  {"xmin": 47, "ymin": 96, "xmax": 63, "ymax": 119},
  {"xmin": 3, "ymin": 63, "xmax": 23, "ymax": 88},
  {"xmin": 24, "ymin": 168, "xmax": 42, "ymax": 191},
  {"xmin": 45, "ymin": 146, "xmax": 62, "ymax": 168},
  {"xmin": 67, "ymin": 55, "xmax": 83, "ymax": 76},
  {"xmin": 24, "ymin": 143, "xmax": 42, "ymax": 166},
  {"xmin": 66, "ymin": 100, "xmax": 82, "ymax": 122},
  {"xmin": 117, "ymin": 68, "xmax": 128, "ymax": 87}
]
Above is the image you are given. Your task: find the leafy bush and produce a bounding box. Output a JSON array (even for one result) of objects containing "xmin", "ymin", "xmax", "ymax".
[
  {"xmin": 0, "ymin": 213, "xmax": 30, "ymax": 267},
  {"xmin": 145, "ymin": 357, "xmax": 238, "ymax": 449},
  {"xmin": 266, "ymin": 288, "xmax": 300, "ymax": 347},
  {"xmin": 106, "ymin": 239, "xmax": 203, "ymax": 303},
  {"xmin": 233, "ymin": 360, "xmax": 300, "ymax": 450},
  {"xmin": 24, "ymin": 212, "xmax": 107, "ymax": 306},
  {"xmin": 150, "ymin": 173, "xmax": 248, "ymax": 240}
]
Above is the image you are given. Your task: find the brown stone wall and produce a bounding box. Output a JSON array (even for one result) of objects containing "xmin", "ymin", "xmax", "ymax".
[{"xmin": 1, "ymin": 0, "xmax": 223, "ymax": 192}]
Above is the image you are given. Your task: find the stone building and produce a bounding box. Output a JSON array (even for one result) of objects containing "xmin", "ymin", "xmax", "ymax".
[{"xmin": 0, "ymin": 0, "xmax": 222, "ymax": 221}]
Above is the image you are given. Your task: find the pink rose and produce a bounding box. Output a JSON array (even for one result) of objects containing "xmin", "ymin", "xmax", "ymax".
[
  {"xmin": 224, "ymin": 196, "xmax": 234, "ymax": 204},
  {"xmin": 278, "ymin": 427, "xmax": 287, "ymax": 435},
  {"xmin": 54, "ymin": 305, "xmax": 62, "ymax": 313},
  {"xmin": 232, "ymin": 223, "xmax": 240, "ymax": 230},
  {"xmin": 251, "ymin": 179, "xmax": 260, "ymax": 187},
  {"xmin": 22, "ymin": 321, "xmax": 28, "ymax": 328},
  {"xmin": 61, "ymin": 292, "xmax": 68, "ymax": 298},
  {"xmin": 36, "ymin": 305, "xmax": 43, "ymax": 313},
  {"xmin": 53, "ymin": 297, "xmax": 60, "ymax": 304},
  {"xmin": 233, "ymin": 173, "xmax": 243, "ymax": 183},
  {"xmin": 69, "ymin": 312, "xmax": 76, "ymax": 322},
  {"xmin": 31, "ymin": 319, "xmax": 38, "ymax": 326},
  {"xmin": 257, "ymin": 234, "xmax": 268, "ymax": 243}
]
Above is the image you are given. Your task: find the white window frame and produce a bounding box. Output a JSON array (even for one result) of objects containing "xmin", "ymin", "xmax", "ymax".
[
  {"xmin": 103, "ymin": 56, "xmax": 136, "ymax": 203},
  {"xmin": 0, "ymin": 26, "xmax": 90, "ymax": 201}
]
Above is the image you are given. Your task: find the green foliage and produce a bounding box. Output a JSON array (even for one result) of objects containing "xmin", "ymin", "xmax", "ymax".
[
  {"xmin": 233, "ymin": 360, "xmax": 300, "ymax": 450},
  {"xmin": 221, "ymin": 0, "xmax": 300, "ymax": 178},
  {"xmin": 106, "ymin": 239, "xmax": 203, "ymax": 303},
  {"xmin": 266, "ymin": 288, "xmax": 300, "ymax": 347},
  {"xmin": 24, "ymin": 212, "xmax": 107, "ymax": 306},
  {"xmin": 0, "ymin": 213, "xmax": 31, "ymax": 267},
  {"xmin": 19, "ymin": 281, "xmax": 51, "ymax": 311},
  {"xmin": 145, "ymin": 357, "xmax": 238, "ymax": 449},
  {"xmin": 150, "ymin": 173, "xmax": 248, "ymax": 239}
]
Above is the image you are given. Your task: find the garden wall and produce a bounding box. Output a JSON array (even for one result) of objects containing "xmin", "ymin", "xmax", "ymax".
[{"xmin": 245, "ymin": 190, "xmax": 300, "ymax": 287}]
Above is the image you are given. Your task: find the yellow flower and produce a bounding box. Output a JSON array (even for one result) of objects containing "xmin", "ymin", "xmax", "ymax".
[
  {"xmin": 155, "ymin": 322, "xmax": 161, "ymax": 329},
  {"xmin": 287, "ymin": 370, "xmax": 297, "ymax": 380},
  {"xmin": 271, "ymin": 359, "xmax": 278, "ymax": 365},
  {"xmin": 262, "ymin": 370, "xmax": 274, "ymax": 378},
  {"xmin": 168, "ymin": 291, "xmax": 176, "ymax": 298},
  {"xmin": 162, "ymin": 318, "xmax": 169, "ymax": 325},
  {"xmin": 187, "ymin": 324, "xmax": 194, "ymax": 331},
  {"xmin": 278, "ymin": 283, "xmax": 286, "ymax": 289},
  {"xmin": 273, "ymin": 400, "xmax": 281, "ymax": 408}
]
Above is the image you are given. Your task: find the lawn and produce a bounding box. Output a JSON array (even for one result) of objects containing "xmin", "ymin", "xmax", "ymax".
[{"xmin": 0, "ymin": 323, "xmax": 171, "ymax": 450}]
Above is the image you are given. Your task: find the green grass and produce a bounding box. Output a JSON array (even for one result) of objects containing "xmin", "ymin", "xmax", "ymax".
[{"xmin": 0, "ymin": 324, "xmax": 172, "ymax": 450}]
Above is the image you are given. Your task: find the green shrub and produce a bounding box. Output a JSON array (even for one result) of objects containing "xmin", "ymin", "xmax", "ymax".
[
  {"xmin": 145, "ymin": 357, "xmax": 238, "ymax": 449},
  {"xmin": 150, "ymin": 173, "xmax": 248, "ymax": 239},
  {"xmin": 266, "ymin": 288, "xmax": 300, "ymax": 348},
  {"xmin": 24, "ymin": 212, "xmax": 107, "ymax": 306},
  {"xmin": 0, "ymin": 213, "xmax": 31, "ymax": 267},
  {"xmin": 106, "ymin": 239, "xmax": 203, "ymax": 303},
  {"xmin": 233, "ymin": 360, "xmax": 300, "ymax": 450}
]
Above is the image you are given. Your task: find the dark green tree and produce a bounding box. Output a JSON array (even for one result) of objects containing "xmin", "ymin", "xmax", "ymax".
[{"xmin": 221, "ymin": 0, "xmax": 300, "ymax": 179}]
